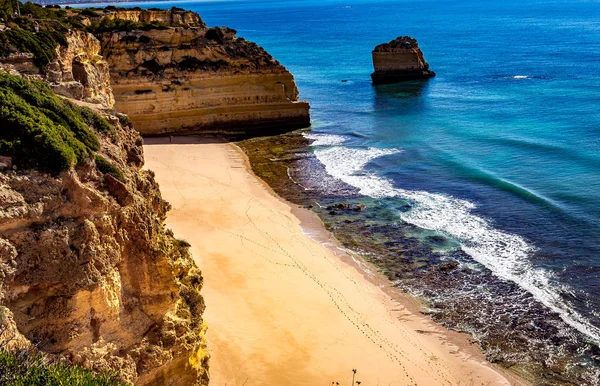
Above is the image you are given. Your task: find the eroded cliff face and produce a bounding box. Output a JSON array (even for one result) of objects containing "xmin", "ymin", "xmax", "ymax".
[
  {"xmin": 48, "ymin": 30, "xmax": 115, "ymax": 107},
  {"xmin": 0, "ymin": 30, "xmax": 114, "ymax": 107},
  {"xmin": 0, "ymin": 114, "xmax": 208, "ymax": 386},
  {"xmin": 0, "ymin": 23, "xmax": 208, "ymax": 386},
  {"xmin": 98, "ymin": 16, "xmax": 310, "ymax": 135},
  {"xmin": 371, "ymin": 36, "xmax": 435, "ymax": 85},
  {"xmin": 99, "ymin": 8, "xmax": 204, "ymax": 27}
]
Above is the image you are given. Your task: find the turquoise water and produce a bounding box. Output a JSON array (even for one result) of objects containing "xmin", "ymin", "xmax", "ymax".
[{"xmin": 87, "ymin": 0, "xmax": 600, "ymax": 378}]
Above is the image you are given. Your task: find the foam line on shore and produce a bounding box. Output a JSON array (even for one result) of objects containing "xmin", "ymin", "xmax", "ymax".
[
  {"xmin": 305, "ymin": 132, "xmax": 600, "ymax": 345},
  {"xmin": 143, "ymin": 136, "xmax": 517, "ymax": 386}
]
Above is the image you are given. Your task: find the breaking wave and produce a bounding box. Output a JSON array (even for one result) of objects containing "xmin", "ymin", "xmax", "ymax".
[{"xmin": 305, "ymin": 133, "xmax": 600, "ymax": 345}]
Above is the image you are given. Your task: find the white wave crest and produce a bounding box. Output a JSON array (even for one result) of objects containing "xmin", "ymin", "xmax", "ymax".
[
  {"xmin": 513, "ymin": 75, "xmax": 530, "ymax": 79},
  {"xmin": 303, "ymin": 133, "xmax": 347, "ymax": 146},
  {"xmin": 309, "ymin": 139, "xmax": 600, "ymax": 345}
]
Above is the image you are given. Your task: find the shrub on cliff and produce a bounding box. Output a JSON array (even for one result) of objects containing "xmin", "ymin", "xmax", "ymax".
[
  {"xmin": 0, "ymin": 73, "xmax": 120, "ymax": 175},
  {"xmin": 95, "ymin": 154, "xmax": 125, "ymax": 183},
  {"xmin": 0, "ymin": 6, "xmax": 71, "ymax": 69},
  {"xmin": 0, "ymin": 347, "xmax": 125, "ymax": 385},
  {"xmin": 0, "ymin": 27, "xmax": 66, "ymax": 67},
  {"xmin": 86, "ymin": 18, "xmax": 169, "ymax": 34}
]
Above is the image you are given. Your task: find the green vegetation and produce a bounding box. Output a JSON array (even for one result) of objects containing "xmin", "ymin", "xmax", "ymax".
[
  {"xmin": 0, "ymin": 347, "xmax": 125, "ymax": 386},
  {"xmin": 0, "ymin": 73, "xmax": 121, "ymax": 177},
  {"xmin": 0, "ymin": 27, "xmax": 66, "ymax": 67},
  {"xmin": 94, "ymin": 154, "xmax": 125, "ymax": 183},
  {"xmin": 116, "ymin": 113, "xmax": 131, "ymax": 127},
  {"xmin": 85, "ymin": 18, "xmax": 169, "ymax": 34},
  {"xmin": 79, "ymin": 105, "xmax": 117, "ymax": 139},
  {"xmin": 0, "ymin": 2, "xmax": 72, "ymax": 68}
]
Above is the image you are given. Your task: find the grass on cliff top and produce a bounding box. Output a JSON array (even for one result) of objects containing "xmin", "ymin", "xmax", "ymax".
[
  {"xmin": 0, "ymin": 73, "xmax": 122, "ymax": 177},
  {"xmin": 85, "ymin": 17, "xmax": 170, "ymax": 34},
  {"xmin": 0, "ymin": 348, "xmax": 126, "ymax": 386},
  {"xmin": 0, "ymin": 2, "xmax": 75, "ymax": 68},
  {"xmin": 0, "ymin": 3, "xmax": 185, "ymax": 66}
]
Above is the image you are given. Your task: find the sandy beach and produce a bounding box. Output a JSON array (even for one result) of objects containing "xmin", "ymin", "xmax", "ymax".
[{"xmin": 143, "ymin": 136, "xmax": 521, "ymax": 386}]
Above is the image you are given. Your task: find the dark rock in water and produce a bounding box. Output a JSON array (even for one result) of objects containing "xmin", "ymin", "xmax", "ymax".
[
  {"xmin": 352, "ymin": 204, "xmax": 366, "ymax": 211},
  {"xmin": 426, "ymin": 235, "xmax": 447, "ymax": 244},
  {"xmin": 438, "ymin": 261, "xmax": 459, "ymax": 272},
  {"xmin": 371, "ymin": 36, "xmax": 435, "ymax": 85},
  {"xmin": 327, "ymin": 202, "xmax": 366, "ymax": 212}
]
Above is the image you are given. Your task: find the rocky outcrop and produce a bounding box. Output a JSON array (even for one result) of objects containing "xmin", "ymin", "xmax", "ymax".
[
  {"xmin": 102, "ymin": 8, "xmax": 205, "ymax": 28},
  {"xmin": 0, "ymin": 30, "xmax": 114, "ymax": 107},
  {"xmin": 97, "ymin": 14, "xmax": 310, "ymax": 135},
  {"xmin": 0, "ymin": 11, "xmax": 209, "ymax": 381},
  {"xmin": 371, "ymin": 36, "xmax": 435, "ymax": 85},
  {"xmin": 0, "ymin": 95, "xmax": 208, "ymax": 384},
  {"xmin": 48, "ymin": 30, "xmax": 115, "ymax": 107}
]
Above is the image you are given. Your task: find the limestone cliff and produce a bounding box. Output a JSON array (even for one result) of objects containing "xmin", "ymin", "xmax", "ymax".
[
  {"xmin": 0, "ymin": 30, "xmax": 114, "ymax": 107},
  {"xmin": 371, "ymin": 36, "xmax": 435, "ymax": 85},
  {"xmin": 96, "ymin": 13, "xmax": 310, "ymax": 135},
  {"xmin": 100, "ymin": 8, "xmax": 205, "ymax": 28},
  {"xmin": 0, "ymin": 108, "xmax": 209, "ymax": 386},
  {"xmin": 0, "ymin": 17, "xmax": 209, "ymax": 385}
]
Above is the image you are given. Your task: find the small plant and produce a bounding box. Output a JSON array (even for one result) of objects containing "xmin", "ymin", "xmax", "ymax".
[
  {"xmin": 174, "ymin": 238, "xmax": 191, "ymax": 248},
  {"xmin": 116, "ymin": 113, "xmax": 131, "ymax": 127},
  {"xmin": 95, "ymin": 154, "xmax": 125, "ymax": 183},
  {"xmin": 80, "ymin": 8, "xmax": 100, "ymax": 18},
  {"xmin": 0, "ymin": 347, "xmax": 125, "ymax": 385},
  {"xmin": 78, "ymin": 106, "xmax": 116, "ymax": 136},
  {"xmin": 0, "ymin": 73, "xmax": 102, "ymax": 174}
]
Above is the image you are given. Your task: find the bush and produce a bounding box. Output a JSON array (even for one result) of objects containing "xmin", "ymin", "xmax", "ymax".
[
  {"xmin": 116, "ymin": 113, "xmax": 131, "ymax": 127},
  {"xmin": 80, "ymin": 9, "xmax": 100, "ymax": 18},
  {"xmin": 0, "ymin": 73, "xmax": 104, "ymax": 174},
  {"xmin": 0, "ymin": 348, "xmax": 125, "ymax": 385},
  {"xmin": 0, "ymin": 26, "xmax": 66, "ymax": 68},
  {"xmin": 86, "ymin": 18, "xmax": 169, "ymax": 34},
  {"xmin": 174, "ymin": 238, "xmax": 191, "ymax": 249},
  {"xmin": 78, "ymin": 105, "xmax": 117, "ymax": 138},
  {"xmin": 95, "ymin": 154, "xmax": 125, "ymax": 183}
]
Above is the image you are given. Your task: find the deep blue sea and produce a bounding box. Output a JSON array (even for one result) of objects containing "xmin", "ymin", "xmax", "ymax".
[{"xmin": 85, "ymin": 0, "xmax": 600, "ymax": 379}]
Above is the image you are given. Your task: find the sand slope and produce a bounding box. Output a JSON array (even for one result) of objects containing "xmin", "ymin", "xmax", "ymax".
[{"xmin": 144, "ymin": 137, "xmax": 519, "ymax": 386}]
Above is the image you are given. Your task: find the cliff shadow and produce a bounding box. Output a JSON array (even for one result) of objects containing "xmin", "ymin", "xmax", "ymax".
[
  {"xmin": 143, "ymin": 136, "xmax": 228, "ymax": 146},
  {"xmin": 143, "ymin": 127, "xmax": 313, "ymax": 146}
]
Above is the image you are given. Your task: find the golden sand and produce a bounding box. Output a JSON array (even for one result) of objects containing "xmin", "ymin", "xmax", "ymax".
[{"xmin": 144, "ymin": 137, "xmax": 522, "ymax": 386}]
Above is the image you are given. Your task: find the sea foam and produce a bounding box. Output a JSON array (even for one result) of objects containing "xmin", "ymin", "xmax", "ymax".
[{"xmin": 305, "ymin": 133, "xmax": 600, "ymax": 345}]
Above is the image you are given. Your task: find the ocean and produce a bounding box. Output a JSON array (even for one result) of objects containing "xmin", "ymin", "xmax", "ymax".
[{"xmin": 88, "ymin": 0, "xmax": 600, "ymax": 382}]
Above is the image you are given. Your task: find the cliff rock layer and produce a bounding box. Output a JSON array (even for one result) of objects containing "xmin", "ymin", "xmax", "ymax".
[
  {"xmin": 98, "ymin": 14, "xmax": 310, "ymax": 135},
  {"xmin": 0, "ymin": 30, "xmax": 114, "ymax": 107},
  {"xmin": 48, "ymin": 30, "xmax": 115, "ymax": 107},
  {"xmin": 0, "ymin": 22, "xmax": 209, "ymax": 382},
  {"xmin": 371, "ymin": 36, "xmax": 435, "ymax": 85},
  {"xmin": 0, "ymin": 109, "xmax": 208, "ymax": 385},
  {"xmin": 101, "ymin": 8, "xmax": 204, "ymax": 27}
]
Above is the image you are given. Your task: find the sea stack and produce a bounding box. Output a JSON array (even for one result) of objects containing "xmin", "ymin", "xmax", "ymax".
[{"xmin": 371, "ymin": 36, "xmax": 435, "ymax": 85}]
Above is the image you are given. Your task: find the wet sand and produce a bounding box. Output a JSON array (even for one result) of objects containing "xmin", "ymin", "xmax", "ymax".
[{"xmin": 144, "ymin": 136, "xmax": 522, "ymax": 386}]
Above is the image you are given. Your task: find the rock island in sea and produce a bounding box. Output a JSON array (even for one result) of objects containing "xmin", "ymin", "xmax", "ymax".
[{"xmin": 371, "ymin": 36, "xmax": 435, "ymax": 84}]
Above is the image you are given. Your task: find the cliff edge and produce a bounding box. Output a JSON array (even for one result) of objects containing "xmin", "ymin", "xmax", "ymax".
[
  {"xmin": 371, "ymin": 36, "xmax": 435, "ymax": 85},
  {"xmin": 93, "ymin": 10, "xmax": 310, "ymax": 136}
]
